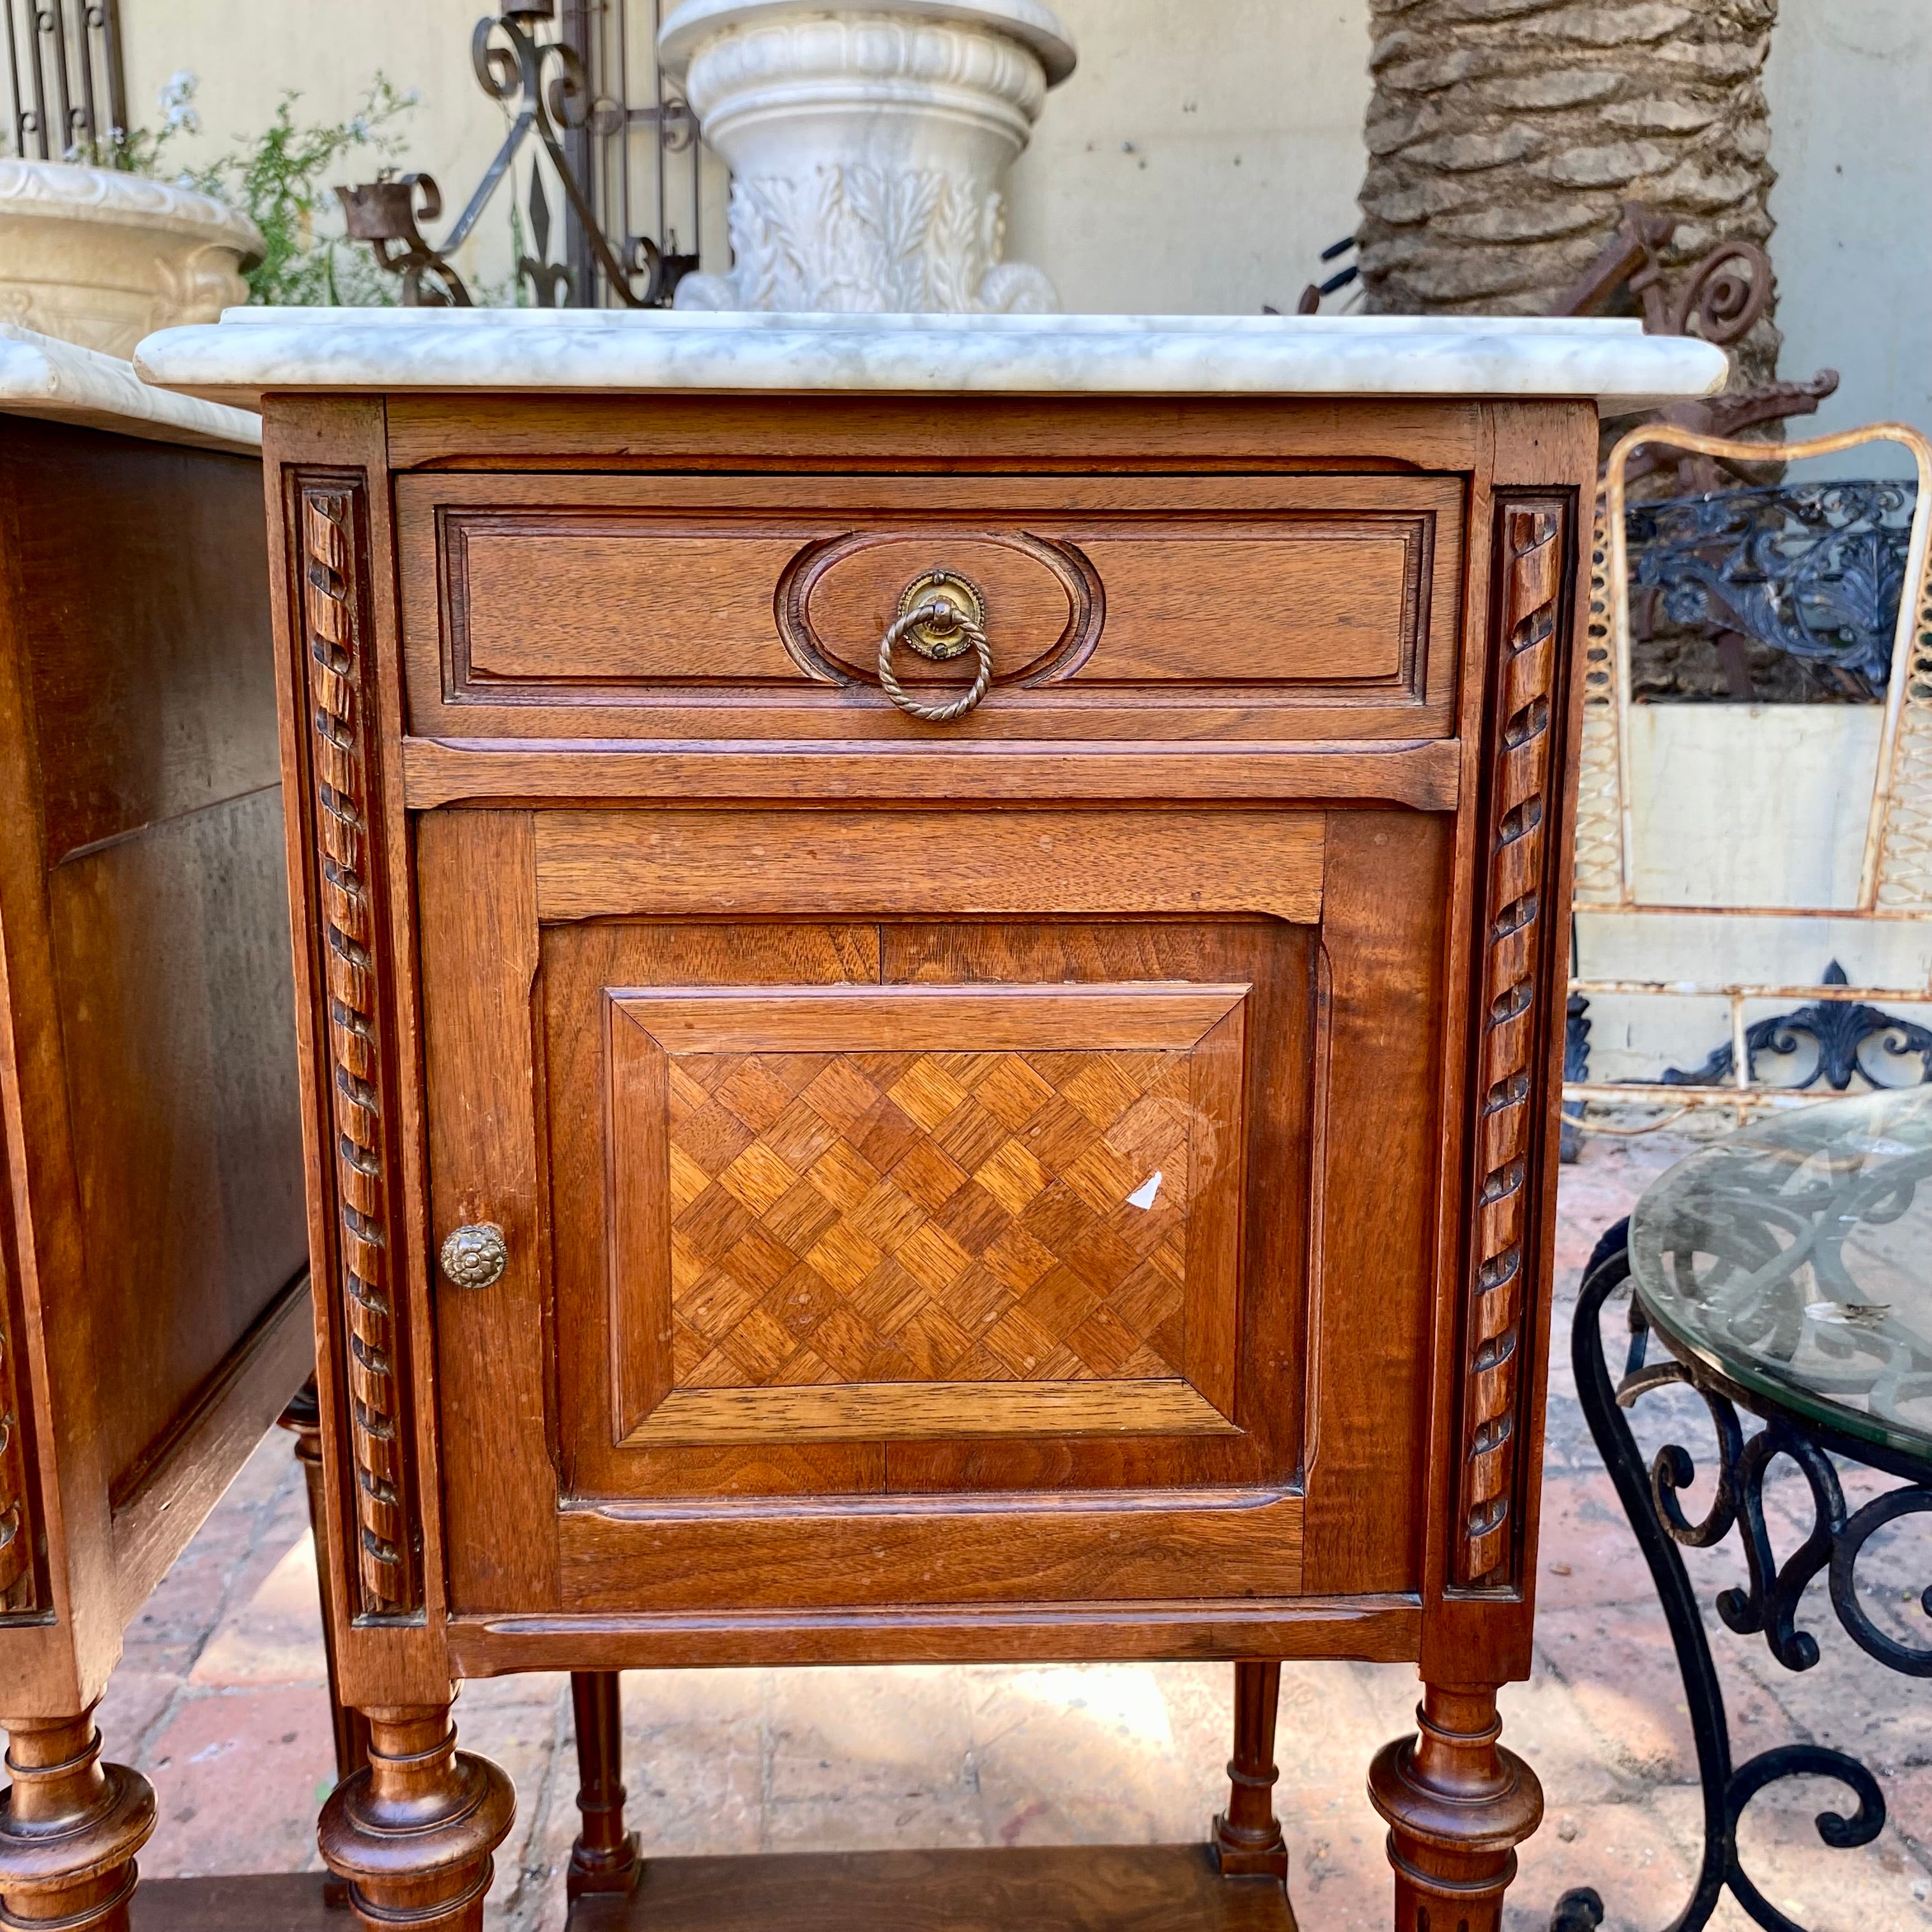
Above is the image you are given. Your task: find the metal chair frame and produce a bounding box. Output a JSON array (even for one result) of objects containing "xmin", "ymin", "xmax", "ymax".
[{"xmin": 1567, "ymin": 421, "xmax": 1932, "ymax": 1124}]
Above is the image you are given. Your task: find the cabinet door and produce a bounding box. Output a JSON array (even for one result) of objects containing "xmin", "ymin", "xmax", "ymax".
[{"xmin": 422, "ymin": 804, "xmax": 1439, "ymax": 1623}]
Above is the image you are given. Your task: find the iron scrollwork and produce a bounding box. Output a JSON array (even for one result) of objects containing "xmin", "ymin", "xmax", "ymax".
[
  {"xmin": 1626, "ymin": 481, "xmax": 1918, "ymax": 697},
  {"xmin": 341, "ymin": 1, "xmax": 699, "ymax": 310},
  {"xmin": 1664, "ymin": 962, "xmax": 1932, "ymax": 1093},
  {"xmin": 1560, "ymin": 992, "xmax": 1591, "ymax": 1165},
  {"xmin": 338, "ymin": 174, "xmax": 472, "ymax": 307},
  {"xmin": 1553, "ymin": 1221, "xmax": 1921, "ymax": 1932}
]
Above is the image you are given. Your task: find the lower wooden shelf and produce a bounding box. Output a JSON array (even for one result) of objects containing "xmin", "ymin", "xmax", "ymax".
[
  {"xmin": 574, "ymin": 1846, "xmax": 1297, "ymax": 1931},
  {"xmin": 127, "ymin": 1847, "xmax": 1296, "ymax": 1931},
  {"xmin": 131, "ymin": 1872, "xmax": 338, "ymax": 1930}
]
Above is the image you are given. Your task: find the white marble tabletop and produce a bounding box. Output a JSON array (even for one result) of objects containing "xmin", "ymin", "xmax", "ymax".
[
  {"xmin": 134, "ymin": 309, "xmax": 1729, "ymax": 414},
  {"xmin": 0, "ymin": 324, "xmax": 260, "ymax": 453}
]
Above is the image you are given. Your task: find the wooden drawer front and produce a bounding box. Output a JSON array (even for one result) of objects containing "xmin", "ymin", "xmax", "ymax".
[{"xmin": 399, "ymin": 473, "xmax": 1464, "ymax": 744}]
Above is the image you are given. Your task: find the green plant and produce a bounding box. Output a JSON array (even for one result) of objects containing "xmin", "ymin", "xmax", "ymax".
[
  {"xmin": 62, "ymin": 66, "xmax": 204, "ymax": 173},
  {"xmin": 67, "ymin": 70, "xmax": 420, "ymax": 306},
  {"xmin": 180, "ymin": 75, "xmax": 419, "ymax": 306}
]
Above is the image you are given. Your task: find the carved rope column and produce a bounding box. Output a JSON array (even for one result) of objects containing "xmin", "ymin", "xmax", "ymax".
[
  {"xmin": 1457, "ymin": 502, "xmax": 1568, "ymax": 1593},
  {"xmin": 290, "ymin": 477, "xmax": 513, "ymax": 1925},
  {"xmin": 294, "ymin": 481, "xmax": 418, "ymax": 1619},
  {"xmin": 1370, "ymin": 500, "xmax": 1572, "ymax": 1931}
]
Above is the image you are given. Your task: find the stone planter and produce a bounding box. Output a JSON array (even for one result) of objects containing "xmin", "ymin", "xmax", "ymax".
[
  {"xmin": 0, "ymin": 160, "xmax": 263, "ymax": 361},
  {"xmin": 659, "ymin": 0, "xmax": 1075, "ymax": 313}
]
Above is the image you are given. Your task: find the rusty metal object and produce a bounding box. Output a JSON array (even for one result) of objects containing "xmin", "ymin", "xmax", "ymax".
[
  {"xmin": 338, "ymin": 176, "xmax": 473, "ymax": 308},
  {"xmin": 1555, "ymin": 201, "xmax": 1771, "ymax": 351},
  {"xmin": 342, "ymin": 1, "xmax": 702, "ymax": 310}
]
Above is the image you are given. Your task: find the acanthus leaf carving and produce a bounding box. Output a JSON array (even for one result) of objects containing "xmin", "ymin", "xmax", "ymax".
[{"xmin": 679, "ymin": 164, "xmax": 1055, "ymax": 316}]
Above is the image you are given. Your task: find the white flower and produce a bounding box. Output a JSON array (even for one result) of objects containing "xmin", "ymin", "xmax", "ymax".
[{"xmin": 157, "ymin": 70, "xmax": 201, "ymax": 134}]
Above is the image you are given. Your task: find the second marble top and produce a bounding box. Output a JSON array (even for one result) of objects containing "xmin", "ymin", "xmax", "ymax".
[{"xmin": 133, "ymin": 309, "xmax": 1729, "ymax": 413}]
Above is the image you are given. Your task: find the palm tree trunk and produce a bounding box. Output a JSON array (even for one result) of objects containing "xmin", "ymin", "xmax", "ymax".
[{"xmin": 1357, "ymin": 0, "xmax": 1781, "ymax": 384}]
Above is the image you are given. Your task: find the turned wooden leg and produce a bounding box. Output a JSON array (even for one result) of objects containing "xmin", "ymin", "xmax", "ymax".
[
  {"xmin": 1367, "ymin": 1683, "xmax": 1542, "ymax": 1932},
  {"xmin": 567, "ymin": 1671, "xmax": 640, "ymax": 1901},
  {"xmin": 280, "ymin": 1379, "xmax": 369, "ymax": 1910},
  {"xmin": 1211, "ymin": 1660, "xmax": 1288, "ymax": 1880},
  {"xmin": 280, "ymin": 1381, "xmax": 372, "ymax": 1791},
  {"xmin": 0, "ymin": 1711, "xmax": 156, "ymax": 1929},
  {"xmin": 318, "ymin": 1701, "xmax": 515, "ymax": 1932}
]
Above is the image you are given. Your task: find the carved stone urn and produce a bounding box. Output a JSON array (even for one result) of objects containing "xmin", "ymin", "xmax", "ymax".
[
  {"xmin": 0, "ymin": 160, "xmax": 262, "ymax": 360},
  {"xmin": 659, "ymin": 0, "xmax": 1075, "ymax": 314}
]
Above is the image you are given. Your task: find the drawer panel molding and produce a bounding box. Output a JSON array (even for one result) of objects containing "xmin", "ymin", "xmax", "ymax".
[
  {"xmin": 399, "ymin": 472, "xmax": 1466, "ymax": 745},
  {"xmin": 532, "ymin": 809, "xmax": 1325, "ymax": 925},
  {"xmin": 779, "ymin": 528, "xmax": 1103, "ymax": 688}
]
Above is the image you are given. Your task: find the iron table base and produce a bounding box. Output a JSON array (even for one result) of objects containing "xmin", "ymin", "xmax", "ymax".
[{"xmin": 1553, "ymin": 1220, "xmax": 1932, "ymax": 1932}]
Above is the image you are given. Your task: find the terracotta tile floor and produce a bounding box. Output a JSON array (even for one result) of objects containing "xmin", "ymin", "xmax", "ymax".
[{"xmin": 101, "ymin": 1136, "xmax": 1932, "ymax": 1930}]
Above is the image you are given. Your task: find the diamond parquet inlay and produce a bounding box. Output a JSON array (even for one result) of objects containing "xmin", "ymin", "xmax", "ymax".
[{"xmin": 665, "ymin": 1047, "xmax": 1193, "ymax": 1391}]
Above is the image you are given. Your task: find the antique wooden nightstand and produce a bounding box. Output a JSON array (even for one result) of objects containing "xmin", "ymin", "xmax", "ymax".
[
  {"xmin": 139, "ymin": 308, "xmax": 1725, "ymax": 1932},
  {"xmin": 0, "ymin": 331, "xmax": 315, "ymax": 1929}
]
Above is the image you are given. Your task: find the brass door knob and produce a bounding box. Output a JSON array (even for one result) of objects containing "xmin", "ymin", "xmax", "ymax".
[{"xmin": 440, "ymin": 1222, "xmax": 507, "ymax": 1289}]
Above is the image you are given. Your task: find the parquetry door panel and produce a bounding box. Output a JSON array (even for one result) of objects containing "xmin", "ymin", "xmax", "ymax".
[{"xmin": 605, "ymin": 983, "xmax": 1248, "ymax": 1446}]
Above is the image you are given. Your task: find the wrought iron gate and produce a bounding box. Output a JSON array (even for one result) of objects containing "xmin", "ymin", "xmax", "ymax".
[
  {"xmin": 3, "ymin": 0, "xmax": 126, "ymax": 162},
  {"xmin": 341, "ymin": 0, "xmax": 706, "ymax": 310}
]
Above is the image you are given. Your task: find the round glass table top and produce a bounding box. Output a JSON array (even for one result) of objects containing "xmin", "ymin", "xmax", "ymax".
[{"xmin": 1629, "ymin": 1086, "xmax": 1932, "ymax": 1462}]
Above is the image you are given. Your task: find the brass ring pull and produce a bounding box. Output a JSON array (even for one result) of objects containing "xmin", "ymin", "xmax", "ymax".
[{"xmin": 878, "ymin": 590, "xmax": 994, "ymax": 724}]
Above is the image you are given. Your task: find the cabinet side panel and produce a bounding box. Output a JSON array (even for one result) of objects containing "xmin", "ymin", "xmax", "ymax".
[{"xmin": 47, "ymin": 795, "xmax": 307, "ymax": 1505}]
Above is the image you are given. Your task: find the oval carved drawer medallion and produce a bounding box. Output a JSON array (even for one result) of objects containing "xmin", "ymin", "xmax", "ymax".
[{"xmin": 779, "ymin": 530, "xmax": 1103, "ymax": 688}]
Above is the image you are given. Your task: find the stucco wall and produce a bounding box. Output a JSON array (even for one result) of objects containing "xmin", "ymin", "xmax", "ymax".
[
  {"xmin": 1004, "ymin": 0, "xmax": 1371, "ymax": 316},
  {"xmin": 120, "ymin": 0, "xmax": 1370, "ymax": 318},
  {"xmin": 1762, "ymin": 0, "xmax": 1932, "ymax": 473}
]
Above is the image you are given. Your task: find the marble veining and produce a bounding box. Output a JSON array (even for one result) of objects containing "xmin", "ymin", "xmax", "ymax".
[
  {"xmin": 134, "ymin": 309, "xmax": 1730, "ymax": 412},
  {"xmin": 0, "ymin": 323, "xmax": 260, "ymax": 451}
]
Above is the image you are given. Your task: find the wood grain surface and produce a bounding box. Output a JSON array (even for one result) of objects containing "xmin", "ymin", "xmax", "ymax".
[
  {"xmin": 130, "ymin": 1873, "xmax": 336, "ymax": 1932},
  {"xmin": 569, "ymin": 1845, "xmax": 1296, "ymax": 1932},
  {"xmin": 397, "ymin": 470, "xmax": 1462, "ymax": 745},
  {"xmin": 256, "ymin": 388, "xmax": 1604, "ymax": 1932},
  {"xmin": 532, "ymin": 809, "xmax": 1325, "ymax": 924},
  {"xmin": 0, "ymin": 417, "xmax": 302, "ymax": 1703},
  {"xmin": 557, "ymin": 1487, "xmax": 1302, "ymax": 1613}
]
